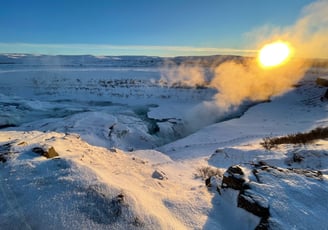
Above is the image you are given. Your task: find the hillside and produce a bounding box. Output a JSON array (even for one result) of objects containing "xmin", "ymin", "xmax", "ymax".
[{"xmin": 0, "ymin": 55, "xmax": 328, "ymax": 229}]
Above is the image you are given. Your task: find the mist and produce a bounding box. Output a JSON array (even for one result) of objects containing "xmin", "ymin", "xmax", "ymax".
[
  {"xmin": 161, "ymin": 0, "xmax": 328, "ymax": 132},
  {"xmin": 160, "ymin": 60, "xmax": 206, "ymax": 87}
]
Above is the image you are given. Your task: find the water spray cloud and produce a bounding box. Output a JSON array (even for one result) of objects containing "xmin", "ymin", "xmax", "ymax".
[
  {"xmin": 160, "ymin": 60, "xmax": 206, "ymax": 88},
  {"xmin": 163, "ymin": 0, "xmax": 328, "ymax": 131}
]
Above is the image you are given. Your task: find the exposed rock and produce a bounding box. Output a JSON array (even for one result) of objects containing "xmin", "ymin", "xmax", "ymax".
[
  {"xmin": 219, "ymin": 158, "xmax": 327, "ymax": 230},
  {"xmin": 255, "ymin": 161, "xmax": 323, "ymax": 179},
  {"xmin": 32, "ymin": 147, "xmax": 45, "ymax": 155},
  {"xmin": 131, "ymin": 156, "xmax": 147, "ymax": 164},
  {"xmin": 116, "ymin": 193, "xmax": 125, "ymax": 203},
  {"xmin": 0, "ymin": 155, "xmax": 6, "ymax": 163},
  {"xmin": 0, "ymin": 142, "xmax": 13, "ymax": 163},
  {"xmin": 320, "ymin": 89, "xmax": 328, "ymax": 101},
  {"xmin": 287, "ymin": 168, "xmax": 323, "ymax": 179},
  {"xmin": 152, "ymin": 169, "xmax": 168, "ymax": 180},
  {"xmin": 132, "ymin": 216, "xmax": 145, "ymax": 227},
  {"xmin": 228, "ymin": 165, "xmax": 244, "ymax": 175},
  {"xmin": 237, "ymin": 190, "xmax": 269, "ymax": 218},
  {"xmin": 205, "ymin": 177, "xmax": 211, "ymax": 187},
  {"xmin": 32, "ymin": 146, "xmax": 59, "ymax": 158},
  {"xmin": 323, "ymin": 89, "xmax": 328, "ymax": 100},
  {"xmin": 220, "ymin": 164, "xmax": 270, "ymax": 229},
  {"xmin": 316, "ymin": 76, "xmax": 328, "ymax": 87},
  {"xmin": 109, "ymin": 148, "xmax": 117, "ymax": 153},
  {"xmin": 221, "ymin": 165, "xmax": 246, "ymax": 190},
  {"xmin": 46, "ymin": 147, "xmax": 59, "ymax": 158},
  {"xmin": 255, "ymin": 218, "xmax": 270, "ymax": 230},
  {"xmin": 292, "ymin": 152, "xmax": 304, "ymax": 163},
  {"xmin": 0, "ymin": 142, "xmax": 12, "ymax": 154},
  {"xmin": 83, "ymin": 186, "xmax": 130, "ymax": 225}
]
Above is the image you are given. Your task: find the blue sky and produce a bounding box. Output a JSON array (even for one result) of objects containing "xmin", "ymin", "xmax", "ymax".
[{"xmin": 0, "ymin": 0, "xmax": 314, "ymax": 56}]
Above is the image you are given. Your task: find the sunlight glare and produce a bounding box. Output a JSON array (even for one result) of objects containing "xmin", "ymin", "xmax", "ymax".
[{"xmin": 258, "ymin": 41, "xmax": 291, "ymax": 68}]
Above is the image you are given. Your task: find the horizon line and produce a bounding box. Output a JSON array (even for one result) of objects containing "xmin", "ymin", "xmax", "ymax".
[{"xmin": 0, "ymin": 42, "xmax": 258, "ymax": 57}]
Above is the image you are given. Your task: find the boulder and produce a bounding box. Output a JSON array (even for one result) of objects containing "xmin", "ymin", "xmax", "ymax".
[
  {"xmin": 255, "ymin": 219, "xmax": 270, "ymax": 230},
  {"xmin": 316, "ymin": 76, "xmax": 328, "ymax": 87},
  {"xmin": 0, "ymin": 155, "xmax": 6, "ymax": 163},
  {"xmin": 237, "ymin": 190, "xmax": 269, "ymax": 218},
  {"xmin": 0, "ymin": 142, "xmax": 14, "ymax": 163},
  {"xmin": 220, "ymin": 164, "xmax": 271, "ymax": 230},
  {"xmin": 322, "ymin": 89, "xmax": 328, "ymax": 100},
  {"xmin": 152, "ymin": 169, "xmax": 168, "ymax": 180},
  {"xmin": 221, "ymin": 165, "xmax": 246, "ymax": 190},
  {"xmin": 32, "ymin": 146, "xmax": 59, "ymax": 158}
]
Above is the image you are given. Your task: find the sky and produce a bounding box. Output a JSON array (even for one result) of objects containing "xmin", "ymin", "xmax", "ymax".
[{"xmin": 0, "ymin": 0, "xmax": 315, "ymax": 56}]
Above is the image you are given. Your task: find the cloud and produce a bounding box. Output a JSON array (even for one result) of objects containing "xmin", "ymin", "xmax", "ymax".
[{"xmin": 0, "ymin": 43, "xmax": 256, "ymax": 57}]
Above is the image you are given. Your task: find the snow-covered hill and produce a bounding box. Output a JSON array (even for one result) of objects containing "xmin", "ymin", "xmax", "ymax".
[{"xmin": 1, "ymin": 55, "xmax": 328, "ymax": 229}]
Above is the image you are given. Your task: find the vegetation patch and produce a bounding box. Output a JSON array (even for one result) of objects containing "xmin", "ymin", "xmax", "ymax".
[
  {"xmin": 261, "ymin": 127, "xmax": 328, "ymax": 150},
  {"xmin": 195, "ymin": 166, "xmax": 222, "ymax": 180}
]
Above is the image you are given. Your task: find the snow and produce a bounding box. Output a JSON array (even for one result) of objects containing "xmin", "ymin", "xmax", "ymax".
[{"xmin": 1, "ymin": 55, "xmax": 328, "ymax": 229}]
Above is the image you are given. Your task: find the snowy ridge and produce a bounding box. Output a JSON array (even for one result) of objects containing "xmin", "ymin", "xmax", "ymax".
[{"xmin": 0, "ymin": 54, "xmax": 244, "ymax": 68}]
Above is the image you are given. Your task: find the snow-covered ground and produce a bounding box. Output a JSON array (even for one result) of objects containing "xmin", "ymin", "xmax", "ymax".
[{"xmin": 1, "ymin": 55, "xmax": 328, "ymax": 229}]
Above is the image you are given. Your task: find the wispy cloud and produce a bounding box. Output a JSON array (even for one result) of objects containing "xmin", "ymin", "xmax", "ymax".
[{"xmin": 0, "ymin": 43, "xmax": 257, "ymax": 57}]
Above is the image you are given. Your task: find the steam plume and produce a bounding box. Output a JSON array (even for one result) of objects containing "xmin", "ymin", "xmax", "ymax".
[
  {"xmin": 160, "ymin": 60, "xmax": 206, "ymax": 87},
  {"xmin": 248, "ymin": 0, "xmax": 328, "ymax": 59},
  {"xmin": 163, "ymin": 0, "xmax": 328, "ymax": 131}
]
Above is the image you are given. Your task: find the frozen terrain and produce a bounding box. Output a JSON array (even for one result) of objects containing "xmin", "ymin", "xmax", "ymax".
[{"xmin": 1, "ymin": 54, "xmax": 328, "ymax": 229}]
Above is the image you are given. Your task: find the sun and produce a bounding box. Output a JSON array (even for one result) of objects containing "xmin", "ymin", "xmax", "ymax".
[{"xmin": 258, "ymin": 41, "xmax": 291, "ymax": 68}]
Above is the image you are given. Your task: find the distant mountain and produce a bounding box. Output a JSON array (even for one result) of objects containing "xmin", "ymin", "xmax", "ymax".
[{"xmin": 0, "ymin": 54, "xmax": 249, "ymax": 68}]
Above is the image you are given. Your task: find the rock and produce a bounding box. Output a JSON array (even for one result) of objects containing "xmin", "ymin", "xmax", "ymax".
[
  {"xmin": 255, "ymin": 218, "xmax": 270, "ymax": 230},
  {"xmin": 32, "ymin": 146, "xmax": 59, "ymax": 158},
  {"xmin": 0, "ymin": 142, "xmax": 14, "ymax": 163},
  {"xmin": 109, "ymin": 148, "xmax": 117, "ymax": 153},
  {"xmin": 220, "ymin": 164, "xmax": 271, "ymax": 229},
  {"xmin": 152, "ymin": 169, "xmax": 168, "ymax": 180},
  {"xmin": 237, "ymin": 190, "xmax": 270, "ymax": 218},
  {"xmin": 221, "ymin": 165, "xmax": 246, "ymax": 190},
  {"xmin": 116, "ymin": 193, "xmax": 125, "ymax": 203},
  {"xmin": 32, "ymin": 147, "xmax": 45, "ymax": 155},
  {"xmin": 216, "ymin": 186, "xmax": 222, "ymax": 195},
  {"xmin": 46, "ymin": 147, "xmax": 59, "ymax": 158},
  {"xmin": 320, "ymin": 89, "xmax": 328, "ymax": 101},
  {"xmin": 205, "ymin": 177, "xmax": 212, "ymax": 187},
  {"xmin": 292, "ymin": 152, "xmax": 304, "ymax": 163},
  {"xmin": 0, "ymin": 155, "xmax": 6, "ymax": 163},
  {"xmin": 324, "ymin": 89, "xmax": 328, "ymax": 99},
  {"xmin": 316, "ymin": 77, "xmax": 328, "ymax": 87}
]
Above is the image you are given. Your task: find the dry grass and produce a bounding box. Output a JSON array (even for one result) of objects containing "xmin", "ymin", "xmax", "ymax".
[
  {"xmin": 261, "ymin": 127, "xmax": 328, "ymax": 150},
  {"xmin": 195, "ymin": 166, "xmax": 222, "ymax": 180}
]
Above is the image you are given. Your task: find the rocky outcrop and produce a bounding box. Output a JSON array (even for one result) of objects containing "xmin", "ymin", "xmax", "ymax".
[
  {"xmin": 321, "ymin": 89, "xmax": 328, "ymax": 101},
  {"xmin": 316, "ymin": 76, "xmax": 328, "ymax": 87},
  {"xmin": 0, "ymin": 142, "xmax": 14, "ymax": 163},
  {"xmin": 220, "ymin": 162, "xmax": 325, "ymax": 229},
  {"xmin": 221, "ymin": 164, "xmax": 270, "ymax": 229},
  {"xmin": 32, "ymin": 146, "xmax": 59, "ymax": 158},
  {"xmin": 152, "ymin": 169, "xmax": 168, "ymax": 180},
  {"xmin": 221, "ymin": 165, "xmax": 246, "ymax": 190},
  {"xmin": 238, "ymin": 190, "xmax": 269, "ymax": 219}
]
